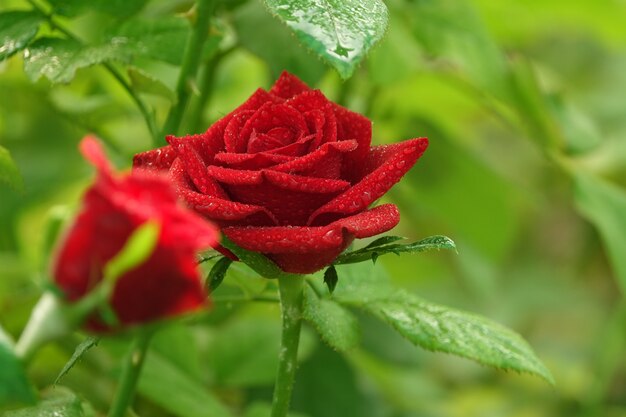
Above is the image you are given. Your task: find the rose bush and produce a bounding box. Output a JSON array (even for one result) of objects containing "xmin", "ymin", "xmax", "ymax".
[
  {"xmin": 134, "ymin": 72, "xmax": 428, "ymax": 274},
  {"xmin": 54, "ymin": 137, "xmax": 218, "ymax": 330}
]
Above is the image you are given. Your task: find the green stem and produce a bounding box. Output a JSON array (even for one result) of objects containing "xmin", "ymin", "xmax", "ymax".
[
  {"xmin": 108, "ymin": 331, "xmax": 153, "ymax": 417},
  {"xmin": 271, "ymin": 274, "xmax": 305, "ymax": 417},
  {"xmin": 161, "ymin": 0, "xmax": 216, "ymax": 137},
  {"xmin": 27, "ymin": 0, "xmax": 160, "ymax": 144},
  {"xmin": 187, "ymin": 46, "xmax": 236, "ymax": 133}
]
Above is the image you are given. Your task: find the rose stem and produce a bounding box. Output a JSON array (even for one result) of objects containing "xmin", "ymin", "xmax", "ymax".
[
  {"xmin": 271, "ymin": 274, "xmax": 305, "ymax": 417},
  {"xmin": 108, "ymin": 330, "xmax": 153, "ymax": 417},
  {"xmin": 161, "ymin": 0, "xmax": 217, "ymax": 138},
  {"xmin": 186, "ymin": 46, "xmax": 236, "ymax": 133},
  {"xmin": 26, "ymin": 0, "xmax": 160, "ymax": 145}
]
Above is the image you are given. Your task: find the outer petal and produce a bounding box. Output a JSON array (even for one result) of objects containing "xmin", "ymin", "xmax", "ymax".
[
  {"xmin": 169, "ymin": 159, "xmax": 278, "ymax": 225},
  {"xmin": 309, "ymin": 138, "xmax": 428, "ymax": 226},
  {"xmin": 167, "ymin": 136, "xmax": 227, "ymax": 197},
  {"xmin": 224, "ymin": 204, "xmax": 400, "ymax": 273},
  {"xmin": 207, "ymin": 166, "xmax": 350, "ymax": 225},
  {"xmin": 333, "ymin": 105, "xmax": 372, "ymax": 182},
  {"xmin": 133, "ymin": 146, "xmax": 178, "ymax": 171},
  {"xmin": 271, "ymin": 140, "xmax": 357, "ymax": 179},
  {"xmin": 269, "ymin": 71, "xmax": 312, "ymax": 99},
  {"xmin": 106, "ymin": 246, "xmax": 207, "ymax": 327}
]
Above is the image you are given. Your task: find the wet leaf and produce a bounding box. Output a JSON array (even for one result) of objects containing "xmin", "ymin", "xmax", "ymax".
[
  {"xmin": 104, "ymin": 17, "xmax": 190, "ymax": 65},
  {"xmin": 339, "ymin": 289, "xmax": 554, "ymax": 384},
  {"xmin": 0, "ymin": 11, "xmax": 42, "ymax": 61},
  {"xmin": 264, "ymin": 0, "xmax": 389, "ymax": 79},
  {"xmin": 335, "ymin": 235, "xmax": 456, "ymax": 265},
  {"xmin": 23, "ymin": 38, "xmax": 130, "ymax": 84}
]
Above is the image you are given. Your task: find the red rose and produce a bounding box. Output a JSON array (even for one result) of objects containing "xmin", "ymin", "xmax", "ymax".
[
  {"xmin": 134, "ymin": 72, "xmax": 427, "ymax": 274},
  {"xmin": 54, "ymin": 137, "xmax": 218, "ymax": 330}
]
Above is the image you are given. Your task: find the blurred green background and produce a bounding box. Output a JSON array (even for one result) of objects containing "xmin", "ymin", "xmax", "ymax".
[{"xmin": 1, "ymin": 0, "xmax": 626, "ymax": 416}]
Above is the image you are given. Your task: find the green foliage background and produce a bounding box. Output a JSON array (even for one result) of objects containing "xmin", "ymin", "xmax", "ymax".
[{"xmin": 1, "ymin": 0, "xmax": 626, "ymax": 416}]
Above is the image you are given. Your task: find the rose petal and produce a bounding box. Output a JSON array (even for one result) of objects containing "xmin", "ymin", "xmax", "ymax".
[
  {"xmin": 265, "ymin": 134, "xmax": 315, "ymax": 157},
  {"xmin": 133, "ymin": 146, "xmax": 178, "ymax": 171},
  {"xmin": 207, "ymin": 166, "xmax": 349, "ymax": 192},
  {"xmin": 269, "ymin": 71, "xmax": 312, "ymax": 99},
  {"xmin": 214, "ymin": 151, "xmax": 292, "ymax": 170},
  {"xmin": 224, "ymin": 110, "xmax": 255, "ymax": 153},
  {"xmin": 107, "ymin": 246, "xmax": 206, "ymax": 327},
  {"xmin": 168, "ymin": 159, "xmax": 277, "ymax": 225},
  {"xmin": 166, "ymin": 136, "xmax": 227, "ymax": 197},
  {"xmin": 80, "ymin": 136, "xmax": 113, "ymax": 174},
  {"xmin": 207, "ymin": 167, "xmax": 350, "ymax": 225},
  {"xmin": 272, "ymin": 140, "xmax": 357, "ymax": 179},
  {"xmin": 224, "ymin": 204, "xmax": 400, "ymax": 273},
  {"xmin": 241, "ymin": 103, "xmax": 309, "ymax": 153},
  {"xmin": 308, "ymin": 138, "xmax": 428, "ymax": 226},
  {"xmin": 333, "ymin": 104, "xmax": 372, "ymax": 181}
]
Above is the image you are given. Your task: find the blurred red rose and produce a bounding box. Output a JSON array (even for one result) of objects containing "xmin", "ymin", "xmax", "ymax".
[
  {"xmin": 134, "ymin": 72, "xmax": 427, "ymax": 274},
  {"xmin": 53, "ymin": 136, "xmax": 218, "ymax": 330}
]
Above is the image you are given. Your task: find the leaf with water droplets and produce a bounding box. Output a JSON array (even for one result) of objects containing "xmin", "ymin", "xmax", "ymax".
[
  {"xmin": 263, "ymin": 0, "xmax": 389, "ymax": 79},
  {"xmin": 334, "ymin": 235, "xmax": 456, "ymax": 265},
  {"xmin": 303, "ymin": 285, "xmax": 359, "ymax": 352},
  {"xmin": 341, "ymin": 289, "xmax": 553, "ymax": 384},
  {"xmin": 0, "ymin": 11, "xmax": 42, "ymax": 61},
  {"xmin": 23, "ymin": 38, "xmax": 131, "ymax": 84}
]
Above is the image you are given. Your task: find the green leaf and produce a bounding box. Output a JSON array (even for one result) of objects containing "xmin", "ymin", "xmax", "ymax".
[
  {"xmin": 46, "ymin": 0, "xmax": 148, "ymax": 18},
  {"xmin": 104, "ymin": 221, "xmax": 160, "ymax": 284},
  {"xmin": 3, "ymin": 386, "xmax": 94, "ymax": 417},
  {"xmin": 206, "ymin": 256, "xmax": 233, "ymax": 292},
  {"xmin": 263, "ymin": 0, "xmax": 389, "ymax": 79},
  {"xmin": 342, "ymin": 290, "xmax": 553, "ymax": 384},
  {"xmin": 104, "ymin": 17, "xmax": 190, "ymax": 65},
  {"xmin": 303, "ymin": 285, "xmax": 359, "ymax": 352},
  {"xmin": 128, "ymin": 67, "xmax": 176, "ymax": 102},
  {"xmin": 54, "ymin": 336, "xmax": 100, "ymax": 386},
  {"xmin": 0, "ymin": 145, "xmax": 23, "ymax": 191},
  {"xmin": 323, "ymin": 265, "xmax": 338, "ymax": 293},
  {"xmin": 138, "ymin": 349, "xmax": 234, "ymax": 417},
  {"xmin": 0, "ymin": 11, "xmax": 42, "ymax": 61},
  {"xmin": 335, "ymin": 235, "xmax": 456, "ymax": 265},
  {"xmin": 574, "ymin": 172, "xmax": 626, "ymax": 291},
  {"xmin": 221, "ymin": 236, "xmax": 283, "ymax": 279},
  {"xmin": 23, "ymin": 37, "xmax": 130, "ymax": 84},
  {"xmin": 361, "ymin": 235, "xmax": 406, "ymax": 250},
  {"xmin": 0, "ymin": 326, "xmax": 36, "ymax": 407}
]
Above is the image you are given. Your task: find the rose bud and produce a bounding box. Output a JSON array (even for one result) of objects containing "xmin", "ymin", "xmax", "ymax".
[
  {"xmin": 53, "ymin": 136, "xmax": 219, "ymax": 330},
  {"xmin": 134, "ymin": 72, "xmax": 427, "ymax": 274}
]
